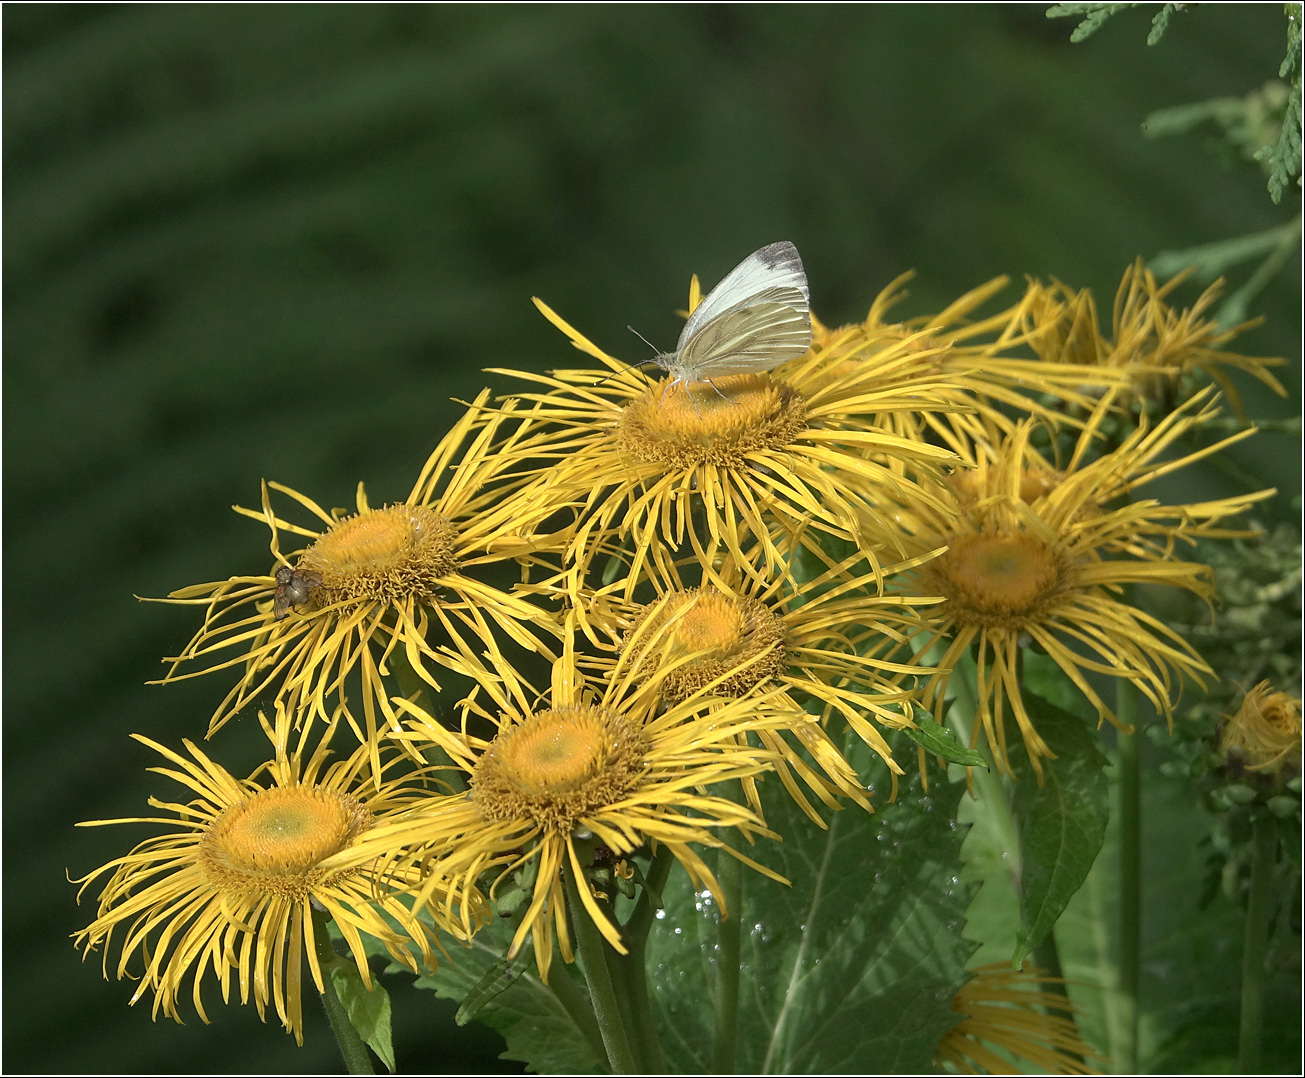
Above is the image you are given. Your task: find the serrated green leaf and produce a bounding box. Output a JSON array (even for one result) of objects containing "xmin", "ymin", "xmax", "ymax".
[
  {"xmin": 413, "ymin": 918, "xmax": 606, "ymax": 1074},
  {"xmin": 903, "ymin": 711, "xmax": 989, "ymax": 768},
  {"xmin": 647, "ymin": 753, "xmax": 976, "ymax": 1074},
  {"xmin": 328, "ymin": 964, "xmax": 396, "ymax": 1073},
  {"xmin": 1008, "ymin": 692, "xmax": 1110, "ymax": 967},
  {"xmin": 454, "ymin": 950, "xmax": 535, "ymax": 1026},
  {"xmin": 1020, "ymin": 651, "xmax": 1097, "ymax": 724}
]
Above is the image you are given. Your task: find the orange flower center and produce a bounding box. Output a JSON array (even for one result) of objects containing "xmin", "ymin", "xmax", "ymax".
[
  {"xmin": 471, "ymin": 705, "xmax": 646, "ymax": 831},
  {"xmin": 616, "ymin": 373, "xmax": 807, "ymax": 468},
  {"xmin": 927, "ymin": 532, "xmax": 1069, "ymax": 627},
  {"xmin": 297, "ymin": 505, "xmax": 459, "ymax": 605},
  {"xmin": 200, "ymin": 785, "xmax": 368, "ymax": 896}
]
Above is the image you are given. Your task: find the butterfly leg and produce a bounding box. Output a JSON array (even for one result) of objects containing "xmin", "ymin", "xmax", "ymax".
[
  {"xmin": 660, "ymin": 377, "xmax": 685, "ymax": 409},
  {"xmin": 703, "ymin": 378, "xmax": 737, "ymax": 406}
]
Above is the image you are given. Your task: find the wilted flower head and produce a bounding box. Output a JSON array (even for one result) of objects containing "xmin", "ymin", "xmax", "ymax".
[
  {"xmin": 935, "ymin": 963, "xmax": 1106, "ymax": 1075},
  {"xmin": 1019, "ymin": 258, "xmax": 1285, "ymax": 414},
  {"xmin": 1220, "ymin": 680, "xmax": 1303, "ymax": 777}
]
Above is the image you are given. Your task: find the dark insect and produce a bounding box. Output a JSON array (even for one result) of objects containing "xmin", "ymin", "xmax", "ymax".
[{"xmin": 273, "ymin": 565, "xmax": 323, "ymax": 620}]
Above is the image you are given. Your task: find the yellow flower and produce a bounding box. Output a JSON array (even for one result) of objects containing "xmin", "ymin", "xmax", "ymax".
[
  {"xmin": 386, "ymin": 625, "xmax": 791, "ymax": 984},
  {"xmin": 493, "ymin": 290, "xmax": 960, "ymax": 588},
  {"xmin": 574, "ymin": 547, "xmax": 944, "ymax": 814},
  {"xmin": 1019, "ymin": 258, "xmax": 1286, "ymax": 415},
  {"xmin": 72, "ymin": 713, "xmax": 449, "ymax": 1044},
  {"xmin": 805, "ymin": 272, "xmax": 1128, "ymax": 445},
  {"xmin": 152, "ymin": 391, "xmax": 565, "ymax": 755},
  {"xmin": 899, "ymin": 395, "xmax": 1273, "ymax": 779},
  {"xmin": 935, "ymin": 963, "xmax": 1106, "ymax": 1075},
  {"xmin": 1220, "ymin": 681, "xmax": 1303, "ymax": 776}
]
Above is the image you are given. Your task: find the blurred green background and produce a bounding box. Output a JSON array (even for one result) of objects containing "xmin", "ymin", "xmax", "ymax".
[{"xmin": 4, "ymin": 5, "xmax": 1298, "ymax": 1074}]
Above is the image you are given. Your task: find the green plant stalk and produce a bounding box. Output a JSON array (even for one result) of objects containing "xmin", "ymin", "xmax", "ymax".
[
  {"xmin": 547, "ymin": 963, "xmax": 609, "ymax": 1067},
  {"xmin": 1237, "ymin": 815, "xmax": 1278, "ymax": 1074},
  {"xmin": 947, "ymin": 655, "xmax": 1022, "ymax": 882},
  {"xmin": 311, "ymin": 905, "xmax": 376, "ymax": 1076},
  {"xmin": 564, "ymin": 867, "xmax": 639, "ymax": 1074},
  {"xmin": 1116, "ymin": 679, "xmax": 1142, "ymax": 1075},
  {"xmin": 607, "ymin": 846, "xmax": 674, "ymax": 1074},
  {"xmin": 711, "ymin": 843, "xmax": 743, "ymax": 1074},
  {"xmin": 951, "ymin": 651, "xmax": 1083, "ymax": 1051}
]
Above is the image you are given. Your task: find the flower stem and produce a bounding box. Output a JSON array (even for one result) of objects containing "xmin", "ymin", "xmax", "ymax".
[
  {"xmin": 1116, "ymin": 679, "xmax": 1141, "ymax": 1075},
  {"xmin": 1238, "ymin": 815, "xmax": 1277, "ymax": 1074},
  {"xmin": 711, "ymin": 842, "xmax": 743, "ymax": 1075},
  {"xmin": 547, "ymin": 962, "xmax": 609, "ymax": 1067},
  {"xmin": 564, "ymin": 867, "xmax": 639, "ymax": 1074},
  {"xmin": 948, "ymin": 654, "xmax": 1022, "ymax": 881},
  {"xmin": 610, "ymin": 846, "xmax": 674, "ymax": 1074},
  {"xmin": 310, "ymin": 905, "xmax": 376, "ymax": 1076}
]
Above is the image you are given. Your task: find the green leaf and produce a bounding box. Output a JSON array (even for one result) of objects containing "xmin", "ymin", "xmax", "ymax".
[
  {"xmin": 1008, "ymin": 692, "xmax": 1111, "ymax": 967},
  {"xmin": 903, "ymin": 710, "xmax": 989, "ymax": 768},
  {"xmin": 1146, "ymin": 2, "xmax": 1183, "ymax": 45},
  {"xmin": 328, "ymin": 964, "xmax": 396, "ymax": 1073},
  {"xmin": 1141, "ymin": 97, "xmax": 1246, "ymax": 140},
  {"xmin": 1149, "ymin": 223, "xmax": 1301, "ymax": 282},
  {"xmin": 1262, "ymin": 77, "xmax": 1302, "ymax": 203},
  {"xmin": 412, "ymin": 919, "xmax": 606, "ymax": 1074},
  {"xmin": 647, "ymin": 752, "xmax": 976, "ymax": 1074},
  {"xmin": 455, "ymin": 950, "xmax": 535, "ymax": 1026},
  {"xmin": 1046, "ymin": 3, "xmax": 1138, "ymax": 43}
]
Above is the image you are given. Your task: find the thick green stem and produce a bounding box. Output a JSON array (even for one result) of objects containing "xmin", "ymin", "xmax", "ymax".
[
  {"xmin": 1238, "ymin": 816, "xmax": 1277, "ymax": 1074},
  {"xmin": 610, "ymin": 847, "xmax": 674, "ymax": 1074},
  {"xmin": 565, "ymin": 868, "xmax": 639, "ymax": 1074},
  {"xmin": 1029, "ymin": 928, "xmax": 1080, "ymax": 1052},
  {"xmin": 548, "ymin": 961, "xmax": 609, "ymax": 1067},
  {"xmin": 1116, "ymin": 680, "xmax": 1142, "ymax": 1075},
  {"xmin": 311, "ymin": 905, "xmax": 376, "ymax": 1076},
  {"xmin": 947, "ymin": 655, "xmax": 1022, "ymax": 882},
  {"xmin": 711, "ymin": 844, "xmax": 743, "ymax": 1075}
]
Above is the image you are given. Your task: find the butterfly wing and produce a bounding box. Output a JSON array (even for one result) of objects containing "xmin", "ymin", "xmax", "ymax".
[
  {"xmin": 672, "ymin": 241, "xmax": 811, "ymax": 380},
  {"xmin": 675, "ymin": 294, "xmax": 812, "ymax": 377}
]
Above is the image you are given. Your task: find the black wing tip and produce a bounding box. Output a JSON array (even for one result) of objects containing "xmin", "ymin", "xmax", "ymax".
[{"xmin": 755, "ymin": 240, "xmax": 800, "ymax": 269}]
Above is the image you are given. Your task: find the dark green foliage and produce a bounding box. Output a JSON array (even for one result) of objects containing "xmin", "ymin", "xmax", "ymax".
[
  {"xmin": 14, "ymin": 5, "xmax": 1297, "ymax": 1073},
  {"xmin": 645, "ymin": 758, "xmax": 975, "ymax": 1074},
  {"xmin": 1047, "ymin": 3, "xmax": 1143, "ymax": 44},
  {"xmin": 1007, "ymin": 695, "xmax": 1111, "ymax": 966},
  {"xmin": 328, "ymin": 964, "xmax": 396, "ymax": 1073},
  {"xmin": 903, "ymin": 710, "xmax": 989, "ymax": 768},
  {"xmin": 410, "ymin": 926, "xmax": 606, "ymax": 1074}
]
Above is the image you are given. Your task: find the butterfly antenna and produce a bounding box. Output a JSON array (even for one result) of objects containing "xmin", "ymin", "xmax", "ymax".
[{"xmin": 627, "ymin": 325, "xmax": 664, "ymax": 358}]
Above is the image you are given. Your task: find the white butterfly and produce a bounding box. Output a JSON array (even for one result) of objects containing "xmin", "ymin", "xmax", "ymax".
[{"xmin": 654, "ymin": 241, "xmax": 811, "ymax": 394}]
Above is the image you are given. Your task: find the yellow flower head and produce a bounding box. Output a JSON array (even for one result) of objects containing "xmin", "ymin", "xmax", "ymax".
[
  {"xmin": 1019, "ymin": 258, "xmax": 1286, "ymax": 415},
  {"xmin": 72, "ymin": 713, "xmax": 448, "ymax": 1044},
  {"xmin": 1220, "ymin": 681, "xmax": 1303, "ymax": 776},
  {"xmin": 935, "ymin": 963, "xmax": 1107, "ymax": 1075},
  {"xmin": 387, "ymin": 623, "xmax": 793, "ymax": 983},
  {"xmin": 492, "ymin": 286, "xmax": 961, "ymax": 590},
  {"xmin": 809, "ymin": 272, "xmax": 1128, "ymax": 443},
  {"xmin": 152, "ymin": 391, "xmax": 565, "ymax": 756},
  {"xmin": 900, "ymin": 394, "xmax": 1273, "ymax": 779},
  {"xmin": 575, "ymin": 545, "xmax": 943, "ymax": 815}
]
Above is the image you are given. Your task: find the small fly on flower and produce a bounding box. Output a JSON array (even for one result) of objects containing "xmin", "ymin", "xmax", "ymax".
[{"xmin": 273, "ymin": 565, "xmax": 322, "ymax": 620}]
